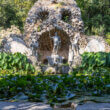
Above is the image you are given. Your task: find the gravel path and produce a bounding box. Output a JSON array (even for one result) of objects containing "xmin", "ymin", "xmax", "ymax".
[{"xmin": 0, "ymin": 102, "xmax": 110, "ymax": 110}]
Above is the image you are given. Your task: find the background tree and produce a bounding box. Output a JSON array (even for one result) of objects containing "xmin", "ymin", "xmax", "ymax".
[
  {"xmin": 0, "ymin": 0, "xmax": 37, "ymax": 31},
  {"xmin": 0, "ymin": 0, "xmax": 110, "ymax": 44},
  {"xmin": 76, "ymin": 0, "xmax": 110, "ymax": 36}
]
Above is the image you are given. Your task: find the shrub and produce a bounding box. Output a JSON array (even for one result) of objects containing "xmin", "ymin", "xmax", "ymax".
[
  {"xmin": 0, "ymin": 52, "xmax": 35, "ymax": 73},
  {"xmin": 81, "ymin": 52, "xmax": 110, "ymax": 70},
  {"xmin": 0, "ymin": 74, "xmax": 109, "ymax": 103},
  {"xmin": 72, "ymin": 52, "xmax": 110, "ymax": 75}
]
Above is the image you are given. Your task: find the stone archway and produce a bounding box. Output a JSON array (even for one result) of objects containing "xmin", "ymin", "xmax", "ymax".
[{"xmin": 38, "ymin": 28, "xmax": 70, "ymax": 64}]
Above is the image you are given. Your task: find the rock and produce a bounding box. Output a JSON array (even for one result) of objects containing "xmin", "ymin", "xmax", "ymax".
[
  {"xmin": 61, "ymin": 66, "xmax": 69, "ymax": 74},
  {"xmin": 54, "ymin": 102, "xmax": 77, "ymax": 110},
  {"xmin": 51, "ymin": 0, "xmax": 57, "ymax": 4},
  {"xmin": 71, "ymin": 103, "xmax": 77, "ymax": 110},
  {"xmin": 12, "ymin": 92, "xmax": 29, "ymax": 101},
  {"xmin": 3, "ymin": 36, "xmax": 32, "ymax": 57},
  {"xmin": 85, "ymin": 39, "xmax": 105, "ymax": 52},
  {"xmin": 0, "ymin": 35, "xmax": 38, "ymax": 65},
  {"xmin": 35, "ymin": 66, "xmax": 42, "ymax": 74},
  {"xmin": 47, "ymin": 54, "xmax": 64, "ymax": 66},
  {"xmin": 85, "ymin": 36, "xmax": 110, "ymax": 53},
  {"xmin": 76, "ymin": 103, "xmax": 110, "ymax": 110},
  {"xmin": 45, "ymin": 67, "xmax": 56, "ymax": 74},
  {"xmin": 0, "ymin": 26, "xmax": 31, "ymax": 57},
  {"xmin": 0, "ymin": 25, "xmax": 21, "ymax": 39},
  {"xmin": 57, "ymin": 92, "xmax": 76, "ymax": 102},
  {"xmin": 78, "ymin": 35, "xmax": 110, "ymax": 57},
  {"xmin": 73, "ymin": 56, "xmax": 82, "ymax": 67}
]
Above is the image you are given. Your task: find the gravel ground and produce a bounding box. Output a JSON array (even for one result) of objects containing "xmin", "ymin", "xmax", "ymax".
[
  {"xmin": 0, "ymin": 102, "xmax": 52, "ymax": 110},
  {"xmin": 76, "ymin": 103, "xmax": 110, "ymax": 110},
  {"xmin": 0, "ymin": 102, "xmax": 110, "ymax": 110}
]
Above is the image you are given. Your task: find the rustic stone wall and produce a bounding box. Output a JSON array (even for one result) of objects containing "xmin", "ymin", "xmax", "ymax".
[
  {"xmin": 85, "ymin": 36, "xmax": 110, "ymax": 53},
  {"xmin": 78, "ymin": 35, "xmax": 110, "ymax": 54}
]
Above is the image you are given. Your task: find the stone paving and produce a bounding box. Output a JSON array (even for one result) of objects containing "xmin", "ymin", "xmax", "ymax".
[
  {"xmin": 0, "ymin": 102, "xmax": 110, "ymax": 110},
  {"xmin": 76, "ymin": 103, "xmax": 110, "ymax": 110},
  {"xmin": 0, "ymin": 102, "xmax": 52, "ymax": 110}
]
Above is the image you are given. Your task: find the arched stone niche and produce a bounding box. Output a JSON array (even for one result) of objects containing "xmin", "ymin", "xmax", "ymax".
[{"xmin": 37, "ymin": 28, "xmax": 70, "ymax": 64}]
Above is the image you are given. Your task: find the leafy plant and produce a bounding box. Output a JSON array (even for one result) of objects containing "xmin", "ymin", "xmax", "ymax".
[
  {"xmin": 71, "ymin": 52, "xmax": 110, "ymax": 76},
  {"xmin": 63, "ymin": 16, "xmax": 69, "ymax": 23},
  {"xmin": 0, "ymin": 52, "xmax": 35, "ymax": 73},
  {"xmin": 80, "ymin": 52, "xmax": 110, "ymax": 71},
  {"xmin": 106, "ymin": 32, "xmax": 110, "ymax": 45},
  {"xmin": 0, "ymin": 73, "xmax": 109, "ymax": 103},
  {"xmin": 37, "ymin": 26, "xmax": 41, "ymax": 32}
]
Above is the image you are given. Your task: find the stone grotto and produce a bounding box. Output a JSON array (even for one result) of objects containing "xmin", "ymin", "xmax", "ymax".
[{"xmin": 24, "ymin": 0, "xmax": 84, "ymax": 66}]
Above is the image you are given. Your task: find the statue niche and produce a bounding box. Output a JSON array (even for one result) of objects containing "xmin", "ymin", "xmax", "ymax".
[
  {"xmin": 38, "ymin": 28, "xmax": 69, "ymax": 65},
  {"xmin": 50, "ymin": 32, "xmax": 61, "ymax": 55},
  {"xmin": 47, "ymin": 32, "xmax": 64, "ymax": 66}
]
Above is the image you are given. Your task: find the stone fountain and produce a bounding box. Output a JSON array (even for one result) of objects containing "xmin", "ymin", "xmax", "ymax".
[{"xmin": 23, "ymin": 0, "xmax": 84, "ymax": 74}]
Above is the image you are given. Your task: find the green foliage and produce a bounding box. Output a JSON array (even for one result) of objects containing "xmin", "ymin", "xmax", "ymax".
[
  {"xmin": 76, "ymin": 0, "xmax": 110, "ymax": 36},
  {"xmin": 37, "ymin": 26, "xmax": 41, "ymax": 32},
  {"xmin": 0, "ymin": 73, "xmax": 109, "ymax": 103},
  {"xmin": 106, "ymin": 32, "xmax": 110, "ymax": 45},
  {"xmin": 63, "ymin": 16, "xmax": 69, "ymax": 23},
  {"xmin": 0, "ymin": 0, "xmax": 38, "ymax": 31},
  {"xmin": 0, "ymin": 52, "xmax": 109, "ymax": 104},
  {"xmin": 80, "ymin": 52, "xmax": 110, "ymax": 72},
  {"xmin": 0, "ymin": 52, "xmax": 35, "ymax": 73},
  {"xmin": 71, "ymin": 52, "xmax": 110, "ymax": 76},
  {"xmin": 0, "ymin": 1, "xmax": 22, "ymax": 31}
]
